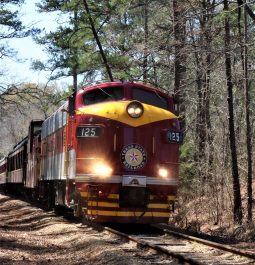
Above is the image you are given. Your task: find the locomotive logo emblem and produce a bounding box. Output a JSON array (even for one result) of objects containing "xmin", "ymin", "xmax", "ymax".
[{"xmin": 120, "ymin": 144, "xmax": 147, "ymax": 170}]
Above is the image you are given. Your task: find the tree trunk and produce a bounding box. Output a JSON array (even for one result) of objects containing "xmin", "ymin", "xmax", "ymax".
[
  {"xmin": 224, "ymin": 0, "xmax": 243, "ymax": 224},
  {"xmin": 173, "ymin": 0, "xmax": 186, "ymax": 126},
  {"xmin": 73, "ymin": 10, "xmax": 78, "ymax": 92},
  {"xmin": 193, "ymin": 1, "xmax": 213, "ymax": 176},
  {"xmin": 143, "ymin": 0, "xmax": 148, "ymax": 83},
  {"xmin": 243, "ymin": 1, "xmax": 253, "ymax": 222},
  {"xmin": 237, "ymin": 0, "xmax": 255, "ymax": 23},
  {"xmin": 83, "ymin": 0, "xmax": 114, "ymax": 82}
]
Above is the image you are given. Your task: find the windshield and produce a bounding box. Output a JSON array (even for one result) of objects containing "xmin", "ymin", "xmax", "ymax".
[
  {"xmin": 83, "ymin": 86, "xmax": 124, "ymax": 105},
  {"xmin": 132, "ymin": 88, "xmax": 169, "ymax": 110}
]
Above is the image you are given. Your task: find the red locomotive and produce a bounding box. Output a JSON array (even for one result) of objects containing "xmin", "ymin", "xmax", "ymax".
[{"xmin": 0, "ymin": 82, "xmax": 182, "ymax": 223}]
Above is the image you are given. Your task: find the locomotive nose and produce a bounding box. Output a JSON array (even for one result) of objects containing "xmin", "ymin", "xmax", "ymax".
[{"xmin": 126, "ymin": 101, "xmax": 144, "ymax": 118}]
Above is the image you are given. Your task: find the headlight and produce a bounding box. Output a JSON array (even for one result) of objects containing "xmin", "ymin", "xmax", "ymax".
[
  {"xmin": 93, "ymin": 164, "xmax": 113, "ymax": 177},
  {"xmin": 127, "ymin": 101, "xmax": 144, "ymax": 118},
  {"xmin": 158, "ymin": 168, "xmax": 168, "ymax": 178}
]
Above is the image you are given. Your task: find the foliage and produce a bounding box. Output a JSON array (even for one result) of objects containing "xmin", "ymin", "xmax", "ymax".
[{"xmin": 180, "ymin": 141, "xmax": 197, "ymax": 186}]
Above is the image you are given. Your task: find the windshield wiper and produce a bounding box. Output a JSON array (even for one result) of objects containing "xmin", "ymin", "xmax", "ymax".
[{"xmin": 98, "ymin": 87, "xmax": 114, "ymax": 100}]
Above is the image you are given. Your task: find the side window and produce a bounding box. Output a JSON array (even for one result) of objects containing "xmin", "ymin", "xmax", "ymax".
[
  {"xmin": 132, "ymin": 88, "xmax": 169, "ymax": 110},
  {"xmin": 83, "ymin": 87, "xmax": 123, "ymax": 105}
]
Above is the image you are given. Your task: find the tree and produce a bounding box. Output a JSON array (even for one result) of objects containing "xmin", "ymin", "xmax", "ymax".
[
  {"xmin": 0, "ymin": 0, "xmax": 29, "ymax": 59},
  {"xmin": 224, "ymin": 0, "xmax": 243, "ymax": 224},
  {"xmin": 34, "ymin": 0, "xmax": 117, "ymax": 88},
  {"xmin": 173, "ymin": 0, "xmax": 187, "ymax": 121},
  {"xmin": 34, "ymin": 1, "xmax": 87, "ymax": 90},
  {"xmin": 241, "ymin": 0, "xmax": 253, "ymax": 223},
  {"xmin": 188, "ymin": 1, "xmax": 215, "ymax": 179},
  {"xmin": 82, "ymin": 0, "xmax": 114, "ymax": 82},
  {"xmin": 0, "ymin": 83, "xmax": 69, "ymax": 155},
  {"xmin": 237, "ymin": 0, "xmax": 255, "ymax": 24}
]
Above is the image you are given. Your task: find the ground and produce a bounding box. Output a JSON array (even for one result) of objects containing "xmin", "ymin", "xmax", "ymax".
[
  {"xmin": 2, "ymin": 193, "xmax": 254, "ymax": 265},
  {"xmin": 0, "ymin": 194, "xmax": 168, "ymax": 265}
]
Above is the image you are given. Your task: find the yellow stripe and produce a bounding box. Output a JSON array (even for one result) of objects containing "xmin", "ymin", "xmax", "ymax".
[
  {"xmin": 147, "ymin": 203, "xmax": 169, "ymax": 209},
  {"xmin": 87, "ymin": 210, "xmax": 170, "ymax": 218},
  {"xmin": 88, "ymin": 201, "xmax": 119, "ymax": 207},
  {"xmin": 88, "ymin": 202, "xmax": 169, "ymax": 209},
  {"xmin": 149, "ymin": 195, "xmax": 176, "ymax": 200},
  {"xmin": 107, "ymin": 194, "xmax": 119, "ymax": 199},
  {"xmin": 80, "ymin": 193, "xmax": 119, "ymax": 199},
  {"xmin": 76, "ymin": 101, "xmax": 177, "ymax": 127},
  {"xmin": 80, "ymin": 193, "xmax": 175, "ymax": 202},
  {"xmin": 167, "ymin": 196, "xmax": 176, "ymax": 201}
]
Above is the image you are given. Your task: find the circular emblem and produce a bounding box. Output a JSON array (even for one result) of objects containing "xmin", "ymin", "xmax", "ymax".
[{"xmin": 120, "ymin": 144, "xmax": 147, "ymax": 170}]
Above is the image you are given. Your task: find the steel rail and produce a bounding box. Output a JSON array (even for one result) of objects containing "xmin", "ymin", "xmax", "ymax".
[
  {"xmin": 153, "ymin": 224, "xmax": 255, "ymax": 261},
  {"xmin": 104, "ymin": 226, "xmax": 205, "ymax": 265}
]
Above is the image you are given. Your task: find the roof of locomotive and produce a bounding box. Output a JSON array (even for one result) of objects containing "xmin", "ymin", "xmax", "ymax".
[{"xmin": 80, "ymin": 81, "xmax": 171, "ymax": 98}]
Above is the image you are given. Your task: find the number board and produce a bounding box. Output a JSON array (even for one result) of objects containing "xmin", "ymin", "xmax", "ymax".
[
  {"xmin": 76, "ymin": 126, "xmax": 101, "ymax": 138},
  {"xmin": 166, "ymin": 131, "xmax": 183, "ymax": 143}
]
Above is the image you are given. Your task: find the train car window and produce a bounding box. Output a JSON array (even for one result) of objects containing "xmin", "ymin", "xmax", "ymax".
[
  {"xmin": 16, "ymin": 155, "xmax": 18, "ymax": 170},
  {"xmin": 18, "ymin": 153, "xmax": 21, "ymax": 169},
  {"xmin": 42, "ymin": 122, "xmax": 46, "ymax": 139},
  {"xmin": 132, "ymin": 88, "xmax": 169, "ymax": 110},
  {"xmin": 11, "ymin": 157, "xmax": 14, "ymax": 171},
  {"xmin": 33, "ymin": 125, "xmax": 42, "ymax": 135},
  {"xmin": 16, "ymin": 154, "xmax": 19, "ymax": 169},
  {"xmin": 45, "ymin": 119, "xmax": 50, "ymax": 138},
  {"xmin": 58, "ymin": 111, "xmax": 62, "ymax": 129},
  {"xmin": 83, "ymin": 86, "xmax": 124, "ymax": 105},
  {"xmin": 20, "ymin": 152, "xmax": 22, "ymax": 168},
  {"xmin": 62, "ymin": 110, "xmax": 67, "ymax": 126}
]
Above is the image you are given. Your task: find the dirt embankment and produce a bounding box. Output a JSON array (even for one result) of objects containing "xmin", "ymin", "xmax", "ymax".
[{"xmin": 0, "ymin": 194, "xmax": 166, "ymax": 265}]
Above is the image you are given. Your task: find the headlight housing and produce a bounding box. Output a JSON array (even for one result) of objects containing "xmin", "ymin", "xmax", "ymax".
[{"xmin": 127, "ymin": 101, "xmax": 144, "ymax": 118}]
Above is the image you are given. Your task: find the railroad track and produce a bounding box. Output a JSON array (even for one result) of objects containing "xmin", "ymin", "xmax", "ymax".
[{"xmin": 103, "ymin": 224, "xmax": 255, "ymax": 265}]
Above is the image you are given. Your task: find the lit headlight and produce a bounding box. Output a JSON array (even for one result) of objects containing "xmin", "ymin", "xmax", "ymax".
[
  {"xmin": 93, "ymin": 164, "xmax": 113, "ymax": 177},
  {"xmin": 127, "ymin": 101, "xmax": 144, "ymax": 118},
  {"xmin": 158, "ymin": 168, "xmax": 168, "ymax": 178}
]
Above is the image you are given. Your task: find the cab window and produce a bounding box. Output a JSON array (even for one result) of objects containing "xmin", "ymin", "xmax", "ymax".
[
  {"xmin": 132, "ymin": 88, "xmax": 169, "ymax": 110},
  {"xmin": 83, "ymin": 86, "xmax": 124, "ymax": 105}
]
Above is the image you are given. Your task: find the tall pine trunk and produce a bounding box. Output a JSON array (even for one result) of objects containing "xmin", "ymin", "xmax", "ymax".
[
  {"xmin": 243, "ymin": 1, "xmax": 253, "ymax": 222},
  {"xmin": 224, "ymin": 0, "xmax": 243, "ymax": 224},
  {"xmin": 83, "ymin": 0, "xmax": 114, "ymax": 82},
  {"xmin": 143, "ymin": 0, "xmax": 148, "ymax": 83},
  {"xmin": 173, "ymin": 0, "xmax": 186, "ymax": 127},
  {"xmin": 73, "ymin": 10, "xmax": 78, "ymax": 92},
  {"xmin": 194, "ymin": 1, "xmax": 213, "ymax": 171}
]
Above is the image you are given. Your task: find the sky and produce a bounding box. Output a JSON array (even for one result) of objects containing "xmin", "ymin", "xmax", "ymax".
[{"xmin": 1, "ymin": 0, "xmax": 72, "ymax": 87}]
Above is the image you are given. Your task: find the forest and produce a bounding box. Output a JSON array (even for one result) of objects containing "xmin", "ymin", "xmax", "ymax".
[{"xmin": 1, "ymin": 0, "xmax": 255, "ymax": 239}]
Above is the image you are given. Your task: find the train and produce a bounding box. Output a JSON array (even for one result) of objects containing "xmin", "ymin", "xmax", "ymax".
[{"xmin": 0, "ymin": 81, "xmax": 182, "ymax": 223}]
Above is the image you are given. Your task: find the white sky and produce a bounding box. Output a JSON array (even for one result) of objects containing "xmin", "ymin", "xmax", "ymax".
[{"xmin": 1, "ymin": 0, "xmax": 72, "ymax": 86}]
